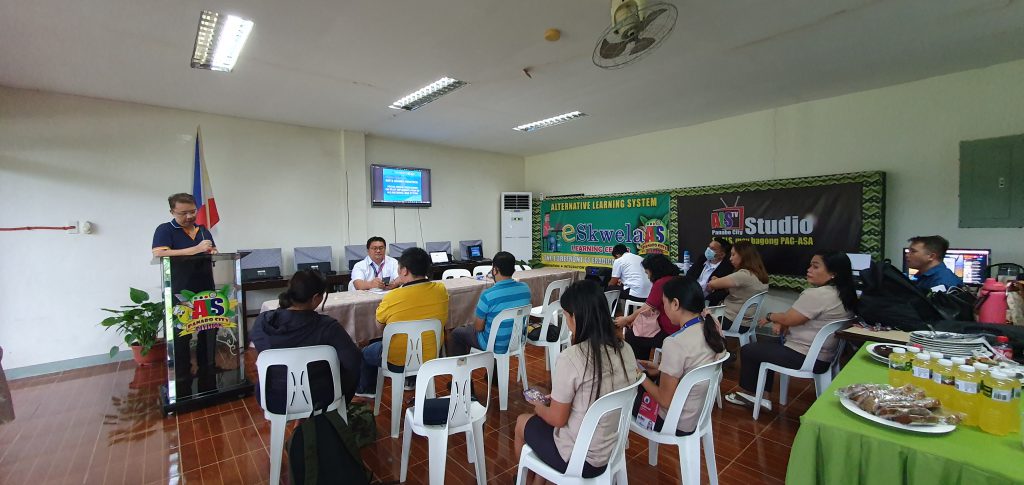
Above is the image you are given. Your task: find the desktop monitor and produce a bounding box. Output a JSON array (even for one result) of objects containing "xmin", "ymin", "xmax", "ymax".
[
  {"xmin": 295, "ymin": 246, "xmax": 333, "ymax": 274},
  {"xmin": 467, "ymin": 244, "xmax": 484, "ymax": 260},
  {"xmin": 902, "ymin": 248, "xmax": 990, "ymax": 286}
]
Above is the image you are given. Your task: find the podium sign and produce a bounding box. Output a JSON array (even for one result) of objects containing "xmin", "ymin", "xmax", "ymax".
[{"xmin": 160, "ymin": 253, "xmax": 252, "ymax": 414}]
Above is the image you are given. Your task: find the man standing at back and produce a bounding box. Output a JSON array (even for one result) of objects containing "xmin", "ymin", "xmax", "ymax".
[
  {"xmin": 351, "ymin": 237, "xmax": 401, "ymax": 291},
  {"xmin": 447, "ymin": 251, "xmax": 533, "ymax": 356},
  {"xmin": 609, "ymin": 244, "xmax": 650, "ymax": 305},
  {"xmin": 906, "ymin": 235, "xmax": 962, "ymax": 292},
  {"xmin": 354, "ymin": 247, "xmax": 449, "ymax": 397}
]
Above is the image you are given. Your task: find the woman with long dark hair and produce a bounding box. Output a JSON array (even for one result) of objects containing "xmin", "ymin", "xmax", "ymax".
[
  {"xmin": 724, "ymin": 251, "xmax": 857, "ymax": 410},
  {"xmin": 707, "ymin": 240, "xmax": 769, "ymax": 329},
  {"xmin": 634, "ymin": 276, "xmax": 727, "ymax": 435},
  {"xmin": 251, "ymin": 270, "xmax": 362, "ymax": 401},
  {"xmin": 513, "ymin": 280, "xmax": 638, "ymax": 482},
  {"xmin": 615, "ymin": 254, "xmax": 681, "ymax": 359}
]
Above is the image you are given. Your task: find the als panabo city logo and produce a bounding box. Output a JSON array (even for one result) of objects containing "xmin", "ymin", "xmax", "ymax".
[{"xmin": 173, "ymin": 285, "xmax": 238, "ymax": 335}]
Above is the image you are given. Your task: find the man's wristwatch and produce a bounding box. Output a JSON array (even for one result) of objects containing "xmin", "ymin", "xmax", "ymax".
[{"xmin": 765, "ymin": 312, "xmax": 773, "ymax": 323}]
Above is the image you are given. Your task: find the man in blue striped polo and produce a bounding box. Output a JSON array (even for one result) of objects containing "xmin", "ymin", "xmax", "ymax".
[{"xmin": 447, "ymin": 251, "xmax": 532, "ymax": 356}]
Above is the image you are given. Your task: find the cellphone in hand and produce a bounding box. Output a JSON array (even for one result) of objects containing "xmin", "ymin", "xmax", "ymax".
[
  {"xmin": 382, "ymin": 276, "xmax": 391, "ymax": 285},
  {"xmin": 523, "ymin": 387, "xmax": 551, "ymax": 405},
  {"xmin": 636, "ymin": 360, "xmax": 646, "ymax": 373}
]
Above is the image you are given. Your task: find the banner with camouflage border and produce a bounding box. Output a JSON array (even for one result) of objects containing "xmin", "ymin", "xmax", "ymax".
[
  {"xmin": 674, "ymin": 171, "xmax": 885, "ymax": 290},
  {"xmin": 538, "ymin": 193, "xmax": 672, "ymax": 269}
]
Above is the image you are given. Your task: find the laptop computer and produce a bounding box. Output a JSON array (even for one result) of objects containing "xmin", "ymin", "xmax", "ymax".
[{"xmin": 429, "ymin": 251, "xmax": 451, "ymax": 264}]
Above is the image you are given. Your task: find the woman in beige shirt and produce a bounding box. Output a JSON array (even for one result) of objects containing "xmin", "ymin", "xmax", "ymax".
[
  {"xmin": 513, "ymin": 280, "xmax": 638, "ymax": 482},
  {"xmin": 634, "ymin": 276, "xmax": 726, "ymax": 435},
  {"xmin": 724, "ymin": 251, "xmax": 857, "ymax": 411},
  {"xmin": 706, "ymin": 240, "xmax": 769, "ymax": 329}
]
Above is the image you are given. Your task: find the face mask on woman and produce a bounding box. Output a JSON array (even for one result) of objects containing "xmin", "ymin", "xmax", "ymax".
[{"xmin": 704, "ymin": 246, "xmax": 716, "ymax": 261}]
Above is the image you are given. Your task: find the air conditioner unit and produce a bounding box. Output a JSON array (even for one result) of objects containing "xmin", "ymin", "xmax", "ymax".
[{"xmin": 501, "ymin": 192, "xmax": 533, "ymax": 262}]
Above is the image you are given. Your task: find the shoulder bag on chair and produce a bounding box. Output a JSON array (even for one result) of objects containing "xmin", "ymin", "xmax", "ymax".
[{"xmin": 631, "ymin": 308, "xmax": 662, "ymax": 338}]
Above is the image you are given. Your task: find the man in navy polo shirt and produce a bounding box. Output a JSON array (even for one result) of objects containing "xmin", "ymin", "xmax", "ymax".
[
  {"xmin": 907, "ymin": 235, "xmax": 962, "ymax": 292},
  {"xmin": 152, "ymin": 193, "xmax": 217, "ymax": 257},
  {"xmin": 153, "ymin": 193, "xmax": 218, "ymax": 397}
]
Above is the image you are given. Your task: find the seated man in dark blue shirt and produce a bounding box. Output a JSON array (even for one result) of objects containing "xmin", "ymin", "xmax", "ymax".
[{"xmin": 906, "ymin": 235, "xmax": 961, "ymax": 292}]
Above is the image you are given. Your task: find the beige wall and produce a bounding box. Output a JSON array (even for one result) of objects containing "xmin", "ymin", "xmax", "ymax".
[
  {"xmin": 526, "ymin": 59, "xmax": 1024, "ymax": 265},
  {"xmin": 0, "ymin": 87, "xmax": 523, "ymax": 369}
]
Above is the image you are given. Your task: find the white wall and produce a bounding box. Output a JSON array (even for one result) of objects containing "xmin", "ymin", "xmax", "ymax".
[
  {"xmin": 526, "ymin": 59, "xmax": 1024, "ymax": 266},
  {"xmin": 0, "ymin": 87, "xmax": 523, "ymax": 369},
  {"xmin": 364, "ymin": 135, "xmax": 525, "ymax": 257}
]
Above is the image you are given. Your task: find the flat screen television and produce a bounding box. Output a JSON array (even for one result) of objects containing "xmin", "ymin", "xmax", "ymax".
[{"xmin": 371, "ymin": 164, "xmax": 432, "ymax": 207}]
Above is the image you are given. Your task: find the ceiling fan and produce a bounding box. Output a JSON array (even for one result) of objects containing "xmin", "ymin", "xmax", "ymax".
[{"xmin": 593, "ymin": 0, "xmax": 678, "ymax": 69}]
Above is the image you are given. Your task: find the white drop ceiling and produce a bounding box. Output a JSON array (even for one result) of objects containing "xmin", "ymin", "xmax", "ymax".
[{"xmin": 2, "ymin": 0, "xmax": 1023, "ymax": 156}]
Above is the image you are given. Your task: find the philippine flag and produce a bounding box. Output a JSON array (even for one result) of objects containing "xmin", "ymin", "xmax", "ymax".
[{"xmin": 192, "ymin": 126, "xmax": 220, "ymax": 228}]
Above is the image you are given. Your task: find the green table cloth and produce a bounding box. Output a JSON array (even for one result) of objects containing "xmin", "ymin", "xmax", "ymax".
[{"xmin": 787, "ymin": 345, "xmax": 1023, "ymax": 485}]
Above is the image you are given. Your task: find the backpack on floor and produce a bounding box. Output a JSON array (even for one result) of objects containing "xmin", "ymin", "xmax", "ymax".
[{"xmin": 288, "ymin": 407, "xmax": 372, "ymax": 485}]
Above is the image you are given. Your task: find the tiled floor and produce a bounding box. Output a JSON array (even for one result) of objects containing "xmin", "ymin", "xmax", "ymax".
[{"xmin": 0, "ymin": 340, "xmax": 818, "ymax": 484}]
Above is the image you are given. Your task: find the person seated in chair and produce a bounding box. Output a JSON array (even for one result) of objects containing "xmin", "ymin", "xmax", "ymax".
[
  {"xmin": 906, "ymin": 235, "xmax": 961, "ymax": 292},
  {"xmin": 634, "ymin": 276, "xmax": 726, "ymax": 436},
  {"xmin": 706, "ymin": 240, "xmax": 769, "ymax": 331},
  {"xmin": 354, "ymin": 247, "xmax": 449, "ymax": 398},
  {"xmin": 724, "ymin": 251, "xmax": 856, "ymax": 411},
  {"xmin": 447, "ymin": 251, "xmax": 532, "ymax": 356},
  {"xmin": 614, "ymin": 254, "xmax": 681, "ymax": 360},
  {"xmin": 514, "ymin": 280, "xmax": 638, "ymax": 482},
  {"xmin": 683, "ymin": 237, "xmax": 734, "ymax": 305},
  {"xmin": 251, "ymin": 270, "xmax": 363, "ymax": 402},
  {"xmin": 350, "ymin": 236, "xmax": 401, "ymax": 291}
]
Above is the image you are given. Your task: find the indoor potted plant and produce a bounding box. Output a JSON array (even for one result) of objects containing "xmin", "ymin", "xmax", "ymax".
[{"xmin": 100, "ymin": 287, "xmax": 166, "ymax": 365}]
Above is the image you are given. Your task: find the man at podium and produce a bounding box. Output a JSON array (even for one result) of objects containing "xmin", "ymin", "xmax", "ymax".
[
  {"xmin": 153, "ymin": 193, "xmax": 218, "ymax": 398},
  {"xmin": 152, "ymin": 193, "xmax": 217, "ymax": 257}
]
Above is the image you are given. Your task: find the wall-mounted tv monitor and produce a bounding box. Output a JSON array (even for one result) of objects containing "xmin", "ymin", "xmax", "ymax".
[
  {"xmin": 371, "ymin": 164, "xmax": 432, "ymax": 207},
  {"xmin": 902, "ymin": 248, "xmax": 990, "ymax": 286}
]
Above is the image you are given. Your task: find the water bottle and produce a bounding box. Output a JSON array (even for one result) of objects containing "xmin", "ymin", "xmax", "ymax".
[
  {"xmin": 682, "ymin": 250, "xmax": 691, "ymax": 273},
  {"xmin": 994, "ymin": 336, "xmax": 1013, "ymax": 360}
]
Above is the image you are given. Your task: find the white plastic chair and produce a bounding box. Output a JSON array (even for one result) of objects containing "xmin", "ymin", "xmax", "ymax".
[
  {"xmin": 530, "ymin": 278, "xmax": 571, "ymax": 318},
  {"xmin": 751, "ymin": 318, "xmax": 855, "ymax": 420},
  {"xmin": 516, "ymin": 264, "xmax": 533, "ymax": 271},
  {"xmin": 401, "ymin": 352, "xmax": 493, "ymax": 485},
  {"xmin": 709, "ymin": 291, "xmax": 767, "ymax": 348},
  {"xmin": 630, "ymin": 352, "xmax": 730, "ymax": 485},
  {"xmin": 603, "ymin": 289, "xmax": 620, "ymax": 316},
  {"xmin": 472, "ymin": 265, "xmax": 492, "ymax": 277},
  {"xmin": 526, "ymin": 303, "xmax": 572, "ymax": 377},
  {"xmin": 517, "ymin": 375, "xmax": 644, "ymax": 485},
  {"xmin": 375, "ymin": 319, "xmax": 443, "ymax": 437},
  {"xmin": 469, "ymin": 304, "xmax": 531, "ymax": 410},
  {"xmin": 442, "ymin": 268, "xmax": 472, "ymax": 280},
  {"xmin": 255, "ymin": 345, "xmax": 348, "ymax": 485}
]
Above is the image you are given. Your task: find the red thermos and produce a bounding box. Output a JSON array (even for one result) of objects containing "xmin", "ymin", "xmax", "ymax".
[{"xmin": 976, "ymin": 278, "xmax": 1009, "ymax": 324}]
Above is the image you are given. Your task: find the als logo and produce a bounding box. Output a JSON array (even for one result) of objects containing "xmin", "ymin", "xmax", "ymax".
[
  {"xmin": 711, "ymin": 196, "xmax": 744, "ymax": 235},
  {"xmin": 173, "ymin": 285, "xmax": 238, "ymax": 336}
]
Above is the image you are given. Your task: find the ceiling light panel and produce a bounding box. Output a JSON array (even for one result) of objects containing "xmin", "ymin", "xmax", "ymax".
[
  {"xmin": 389, "ymin": 77, "xmax": 467, "ymax": 111},
  {"xmin": 191, "ymin": 10, "xmax": 254, "ymax": 72},
  {"xmin": 513, "ymin": 111, "xmax": 587, "ymax": 132}
]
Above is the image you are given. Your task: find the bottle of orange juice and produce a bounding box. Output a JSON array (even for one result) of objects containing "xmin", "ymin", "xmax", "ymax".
[
  {"xmin": 888, "ymin": 348, "xmax": 912, "ymax": 387},
  {"xmin": 911, "ymin": 353, "xmax": 933, "ymax": 394},
  {"xmin": 931, "ymin": 358, "xmax": 954, "ymax": 404},
  {"xmin": 953, "ymin": 364, "xmax": 980, "ymax": 426},
  {"xmin": 979, "ymin": 370, "xmax": 1015, "ymax": 436}
]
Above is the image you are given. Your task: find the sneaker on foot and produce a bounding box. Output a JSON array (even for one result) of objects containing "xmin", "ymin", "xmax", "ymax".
[{"xmin": 353, "ymin": 391, "xmax": 376, "ymax": 399}]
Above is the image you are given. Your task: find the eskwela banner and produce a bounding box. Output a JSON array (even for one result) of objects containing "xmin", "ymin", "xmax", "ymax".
[
  {"xmin": 676, "ymin": 184, "xmax": 863, "ymax": 276},
  {"xmin": 540, "ymin": 194, "xmax": 671, "ymax": 268}
]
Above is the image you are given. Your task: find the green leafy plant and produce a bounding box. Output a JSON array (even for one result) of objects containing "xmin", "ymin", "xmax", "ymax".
[{"xmin": 100, "ymin": 288, "xmax": 165, "ymax": 358}]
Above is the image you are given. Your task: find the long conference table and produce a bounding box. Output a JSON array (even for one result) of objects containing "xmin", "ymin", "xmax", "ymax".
[{"xmin": 259, "ymin": 267, "xmax": 583, "ymax": 343}]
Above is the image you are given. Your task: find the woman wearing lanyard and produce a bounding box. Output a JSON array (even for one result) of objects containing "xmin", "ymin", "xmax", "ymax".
[{"xmin": 634, "ymin": 276, "xmax": 726, "ymax": 436}]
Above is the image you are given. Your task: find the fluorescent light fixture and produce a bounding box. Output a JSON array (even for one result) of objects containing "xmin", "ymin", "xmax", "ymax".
[
  {"xmin": 191, "ymin": 10, "xmax": 254, "ymax": 72},
  {"xmin": 513, "ymin": 111, "xmax": 587, "ymax": 132},
  {"xmin": 389, "ymin": 77, "xmax": 467, "ymax": 111}
]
